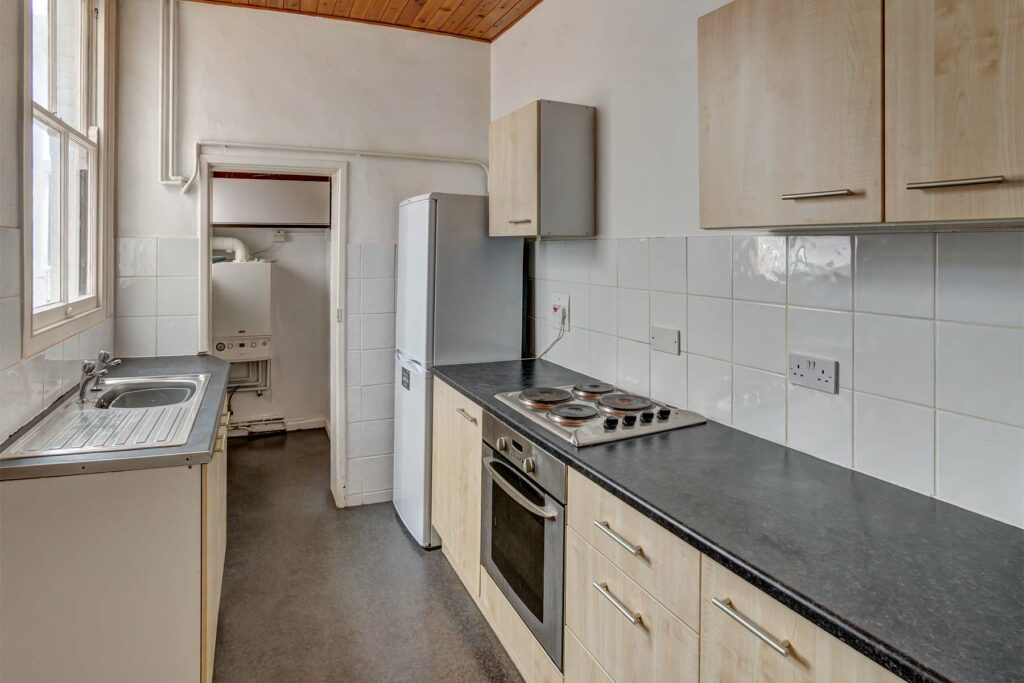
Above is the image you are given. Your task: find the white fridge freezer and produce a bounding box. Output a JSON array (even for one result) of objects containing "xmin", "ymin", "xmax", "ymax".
[{"xmin": 392, "ymin": 194, "xmax": 523, "ymax": 547}]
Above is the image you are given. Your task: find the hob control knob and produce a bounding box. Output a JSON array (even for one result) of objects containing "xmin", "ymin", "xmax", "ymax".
[
  {"xmin": 657, "ymin": 408, "xmax": 672, "ymax": 420},
  {"xmin": 640, "ymin": 411, "xmax": 655, "ymax": 423},
  {"xmin": 603, "ymin": 417, "xmax": 619, "ymax": 430},
  {"xmin": 496, "ymin": 437, "xmax": 509, "ymax": 452},
  {"xmin": 622, "ymin": 414, "xmax": 637, "ymax": 427},
  {"xmin": 523, "ymin": 457, "xmax": 536, "ymax": 473}
]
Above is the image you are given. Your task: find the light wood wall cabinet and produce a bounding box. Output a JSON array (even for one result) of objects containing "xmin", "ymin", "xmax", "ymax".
[
  {"xmin": 698, "ymin": 0, "xmax": 883, "ymax": 229},
  {"xmin": 700, "ymin": 557, "xmax": 899, "ymax": 682},
  {"xmin": 885, "ymin": 0, "xmax": 1023, "ymax": 221},
  {"xmin": 430, "ymin": 379, "xmax": 483, "ymax": 596},
  {"xmin": 488, "ymin": 100, "xmax": 596, "ymax": 238}
]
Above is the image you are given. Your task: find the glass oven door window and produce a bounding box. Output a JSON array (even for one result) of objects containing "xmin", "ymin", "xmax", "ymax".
[{"xmin": 489, "ymin": 460, "xmax": 546, "ymax": 621}]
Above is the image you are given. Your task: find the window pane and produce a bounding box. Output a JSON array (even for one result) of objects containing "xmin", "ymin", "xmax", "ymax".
[
  {"xmin": 67, "ymin": 140, "xmax": 95, "ymax": 301},
  {"xmin": 31, "ymin": 0, "xmax": 49, "ymax": 108},
  {"xmin": 55, "ymin": 0, "xmax": 83, "ymax": 131},
  {"xmin": 32, "ymin": 120, "xmax": 62, "ymax": 309}
]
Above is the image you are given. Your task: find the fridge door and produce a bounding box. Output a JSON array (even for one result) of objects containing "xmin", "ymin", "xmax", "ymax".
[
  {"xmin": 395, "ymin": 197, "xmax": 435, "ymax": 366},
  {"xmin": 392, "ymin": 352, "xmax": 438, "ymax": 547}
]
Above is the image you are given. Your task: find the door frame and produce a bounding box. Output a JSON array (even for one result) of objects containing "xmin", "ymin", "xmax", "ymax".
[{"xmin": 196, "ymin": 148, "xmax": 350, "ymax": 507}]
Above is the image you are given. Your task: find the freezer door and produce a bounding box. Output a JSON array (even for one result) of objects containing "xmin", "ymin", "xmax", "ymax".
[
  {"xmin": 395, "ymin": 197, "xmax": 435, "ymax": 365},
  {"xmin": 392, "ymin": 355, "xmax": 435, "ymax": 547}
]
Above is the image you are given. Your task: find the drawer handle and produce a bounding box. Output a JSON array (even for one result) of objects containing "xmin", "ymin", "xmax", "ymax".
[
  {"xmin": 712, "ymin": 597, "xmax": 791, "ymax": 657},
  {"xmin": 594, "ymin": 520, "xmax": 643, "ymax": 556},
  {"xmin": 456, "ymin": 408, "xmax": 477, "ymax": 424},
  {"xmin": 781, "ymin": 189, "xmax": 853, "ymax": 200},
  {"xmin": 593, "ymin": 582, "xmax": 643, "ymax": 627},
  {"xmin": 906, "ymin": 175, "xmax": 1005, "ymax": 190},
  {"xmin": 508, "ymin": 218, "xmax": 533, "ymax": 224}
]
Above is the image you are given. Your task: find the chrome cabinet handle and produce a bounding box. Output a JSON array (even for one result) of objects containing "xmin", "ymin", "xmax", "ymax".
[
  {"xmin": 456, "ymin": 408, "xmax": 477, "ymax": 424},
  {"xmin": 906, "ymin": 175, "xmax": 1005, "ymax": 190},
  {"xmin": 712, "ymin": 597, "xmax": 791, "ymax": 656},
  {"xmin": 781, "ymin": 189, "xmax": 853, "ymax": 200},
  {"xmin": 508, "ymin": 218, "xmax": 532, "ymax": 224},
  {"xmin": 593, "ymin": 582, "xmax": 643, "ymax": 626},
  {"xmin": 593, "ymin": 520, "xmax": 643, "ymax": 556}
]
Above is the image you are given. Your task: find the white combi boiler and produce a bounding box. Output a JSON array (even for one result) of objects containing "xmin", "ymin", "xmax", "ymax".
[
  {"xmin": 393, "ymin": 194, "xmax": 524, "ymax": 547},
  {"xmin": 211, "ymin": 260, "xmax": 272, "ymax": 362}
]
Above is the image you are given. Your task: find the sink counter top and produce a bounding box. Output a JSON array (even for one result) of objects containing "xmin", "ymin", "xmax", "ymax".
[
  {"xmin": 432, "ymin": 359, "xmax": 1024, "ymax": 683},
  {"xmin": 0, "ymin": 356, "xmax": 230, "ymax": 480}
]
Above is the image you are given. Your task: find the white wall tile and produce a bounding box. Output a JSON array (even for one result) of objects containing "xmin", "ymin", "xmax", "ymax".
[
  {"xmin": 936, "ymin": 412, "xmax": 1024, "ymax": 527},
  {"xmin": 617, "ymin": 239, "xmax": 650, "ymax": 290},
  {"xmin": 43, "ymin": 344, "xmax": 63, "ymax": 404},
  {"xmin": 733, "ymin": 302, "xmax": 786, "ymax": 374},
  {"xmin": 534, "ymin": 319, "xmax": 566, "ymax": 366},
  {"xmin": 22, "ymin": 354, "xmax": 45, "ymax": 428},
  {"xmin": 361, "ymin": 384, "xmax": 394, "ymax": 421},
  {"xmin": 116, "ymin": 277, "xmax": 156, "ymax": 317},
  {"xmin": 687, "ymin": 237, "xmax": 732, "ymax": 297},
  {"xmin": 346, "ymin": 243, "xmax": 361, "ymax": 279},
  {"xmin": 0, "ymin": 227, "xmax": 20, "ymax": 298},
  {"xmin": 688, "ymin": 354, "xmax": 731, "ymax": 424},
  {"xmin": 156, "ymin": 316, "xmax": 198, "ymax": 356},
  {"xmin": 566, "ymin": 282, "xmax": 589, "ymax": 330},
  {"xmin": 361, "ymin": 419, "xmax": 394, "ymax": 457},
  {"xmin": 0, "ymin": 296, "xmax": 21, "ymax": 369},
  {"xmin": 650, "ymin": 349, "xmax": 686, "ymax": 408},
  {"xmin": 854, "ymin": 234, "xmax": 934, "ymax": 318},
  {"xmin": 536, "ymin": 241, "xmax": 564, "ymax": 281},
  {"xmin": 649, "ymin": 237, "xmax": 686, "ymax": 294},
  {"xmin": 733, "ymin": 366, "xmax": 786, "ymax": 444},
  {"xmin": 346, "ymin": 457, "xmax": 363, "ymax": 495},
  {"xmin": 362, "ymin": 454, "xmax": 394, "ymax": 492},
  {"xmin": 936, "ymin": 322, "xmax": 1023, "ymax": 427},
  {"xmin": 787, "ymin": 307, "xmax": 853, "ymax": 389},
  {"xmin": 360, "ymin": 348, "xmax": 394, "ymax": 386},
  {"xmin": 733, "ymin": 236, "xmax": 786, "ymax": 304},
  {"xmin": 589, "ymin": 239, "xmax": 618, "ymax": 286},
  {"xmin": 617, "ymin": 289, "xmax": 649, "ymax": 342},
  {"xmin": 854, "ymin": 313, "xmax": 934, "ymax": 405},
  {"xmin": 346, "ymin": 315, "xmax": 361, "ymax": 351},
  {"xmin": 61, "ymin": 336, "xmax": 81, "ymax": 389},
  {"xmin": 788, "ymin": 236, "xmax": 852, "ymax": 310},
  {"xmin": 589, "ymin": 285, "xmax": 617, "ymax": 335},
  {"xmin": 346, "ymin": 351, "xmax": 360, "ymax": 387},
  {"xmin": 936, "ymin": 232, "xmax": 1024, "ymax": 327},
  {"xmin": 687, "ymin": 295, "xmax": 731, "ymax": 361},
  {"xmin": 617, "ymin": 338, "xmax": 650, "ymax": 395},
  {"xmin": 650, "ymin": 292, "xmax": 686, "ymax": 350},
  {"xmin": 563, "ymin": 240, "xmax": 590, "ymax": 284},
  {"xmin": 117, "ymin": 237, "xmax": 157, "ymax": 277},
  {"xmin": 0, "ymin": 364, "xmax": 24, "ymax": 438},
  {"xmin": 563, "ymin": 328, "xmax": 590, "ymax": 375},
  {"xmin": 787, "ymin": 385, "xmax": 852, "ymax": 467},
  {"xmin": 361, "ymin": 278, "xmax": 395, "ymax": 314},
  {"xmin": 854, "ymin": 393, "xmax": 934, "ymax": 495},
  {"xmin": 156, "ymin": 238, "xmax": 199, "ymax": 277},
  {"xmin": 589, "ymin": 332, "xmax": 618, "ymax": 386},
  {"xmin": 346, "ymin": 386, "xmax": 361, "ymax": 423},
  {"xmin": 361, "ymin": 243, "xmax": 395, "ymax": 278},
  {"xmin": 346, "ymin": 279, "xmax": 361, "ymax": 315},
  {"xmin": 362, "ymin": 489, "xmax": 393, "ymax": 505},
  {"xmin": 156, "ymin": 277, "xmax": 198, "ymax": 317},
  {"xmin": 115, "ymin": 316, "xmax": 156, "ymax": 358},
  {"xmin": 346, "ymin": 422, "xmax": 361, "ymax": 459},
  {"xmin": 361, "ymin": 314, "xmax": 395, "ymax": 350}
]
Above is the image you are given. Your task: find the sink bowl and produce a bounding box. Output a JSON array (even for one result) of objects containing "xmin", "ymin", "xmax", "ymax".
[{"xmin": 95, "ymin": 379, "xmax": 200, "ymax": 409}]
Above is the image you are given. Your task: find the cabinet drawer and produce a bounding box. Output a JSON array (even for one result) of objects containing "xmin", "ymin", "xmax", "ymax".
[
  {"xmin": 564, "ymin": 629, "xmax": 612, "ymax": 683},
  {"xmin": 567, "ymin": 470, "xmax": 700, "ymax": 631},
  {"xmin": 700, "ymin": 557, "xmax": 899, "ymax": 682},
  {"xmin": 565, "ymin": 529, "xmax": 699, "ymax": 683}
]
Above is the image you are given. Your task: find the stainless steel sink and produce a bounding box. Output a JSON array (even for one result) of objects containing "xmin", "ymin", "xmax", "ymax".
[{"xmin": 1, "ymin": 374, "xmax": 211, "ymax": 460}]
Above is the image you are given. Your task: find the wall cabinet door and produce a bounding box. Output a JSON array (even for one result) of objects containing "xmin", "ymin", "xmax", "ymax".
[
  {"xmin": 699, "ymin": 0, "xmax": 883, "ymax": 228},
  {"xmin": 489, "ymin": 102, "xmax": 540, "ymax": 237},
  {"xmin": 885, "ymin": 0, "xmax": 1023, "ymax": 221},
  {"xmin": 430, "ymin": 379, "xmax": 482, "ymax": 596},
  {"xmin": 700, "ymin": 557, "xmax": 899, "ymax": 682}
]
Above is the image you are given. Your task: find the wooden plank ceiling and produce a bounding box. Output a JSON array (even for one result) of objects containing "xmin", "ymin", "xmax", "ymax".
[{"xmin": 184, "ymin": 0, "xmax": 544, "ymax": 42}]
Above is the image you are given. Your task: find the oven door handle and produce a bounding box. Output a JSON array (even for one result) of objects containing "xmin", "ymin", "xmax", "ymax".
[{"xmin": 485, "ymin": 458, "xmax": 558, "ymax": 520}]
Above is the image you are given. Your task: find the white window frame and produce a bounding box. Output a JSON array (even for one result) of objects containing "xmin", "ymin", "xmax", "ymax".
[{"xmin": 22, "ymin": 0, "xmax": 114, "ymax": 357}]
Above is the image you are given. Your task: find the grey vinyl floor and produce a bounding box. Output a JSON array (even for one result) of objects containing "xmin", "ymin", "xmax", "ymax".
[{"xmin": 213, "ymin": 429, "xmax": 522, "ymax": 683}]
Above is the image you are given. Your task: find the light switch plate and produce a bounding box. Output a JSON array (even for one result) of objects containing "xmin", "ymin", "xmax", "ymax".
[
  {"xmin": 650, "ymin": 325, "xmax": 681, "ymax": 355},
  {"xmin": 789, "ymin": 353, "xmax": 838, "ymax": 394}
]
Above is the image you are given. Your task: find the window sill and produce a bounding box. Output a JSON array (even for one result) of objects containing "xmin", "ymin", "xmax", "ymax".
[{"xmin": 23, "ymin": 304, "xmax": 109, "ymax": 359}]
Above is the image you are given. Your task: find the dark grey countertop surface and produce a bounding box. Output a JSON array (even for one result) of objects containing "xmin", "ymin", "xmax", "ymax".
[
  {"xmin": 1, "ymin": 355, "xmax": 230, "ymax": 480},
  {"xmin": 432, "ymin": 359, "xmax": 1024, "ymax": 683}
]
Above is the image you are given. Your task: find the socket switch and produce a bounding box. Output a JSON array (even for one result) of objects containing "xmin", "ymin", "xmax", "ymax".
[
  {"xmin": 789, "ymin": 353, "xmax": 838, "ymax": 394},
  {"xmin": 551, "ymin": 292, "xmax": 570, "ymax": 331}
]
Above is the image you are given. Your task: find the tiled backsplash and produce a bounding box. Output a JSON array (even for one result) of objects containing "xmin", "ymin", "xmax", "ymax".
[{"xmin": 528, "ymin": 233, "xmax": 1024, "ymax": 528}]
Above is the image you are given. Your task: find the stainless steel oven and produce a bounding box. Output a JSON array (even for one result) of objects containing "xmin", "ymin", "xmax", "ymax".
[{"xmin": 481, "ymin": 412, "xmax": 566, "ymax": 670}]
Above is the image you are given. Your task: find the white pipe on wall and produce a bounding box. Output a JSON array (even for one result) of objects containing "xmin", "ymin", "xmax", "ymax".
[{"xmin": 210, "ymin": 236, "xmax": 251, "ymax": 262}]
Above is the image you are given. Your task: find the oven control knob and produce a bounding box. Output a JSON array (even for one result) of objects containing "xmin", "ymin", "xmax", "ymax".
[
  {"xmin": 622, "ymin": 414, "xmax": 637, "ymax": 427},
  {"xmin": 603, "ymin": 417, "xmax": 619, "ymax": 430},
  {"xmin": 640, "ymin": 411, "xmax": 655, "ymax": 424},
  {"xmin": 522, "ymin": 457, "xmax": 536, "ymax": 473},
  {"xmin": 658, "ymin": 408, "xmax": 672, "ymax": 420},
  {"xmin": 496, "ymin": 437, "xmax": 509, "ymax": 452}
]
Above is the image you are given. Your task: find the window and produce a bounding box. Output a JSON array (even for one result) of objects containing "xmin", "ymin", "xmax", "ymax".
[{"xmin": 28, "ymin": 0, "xmax": 101, "ymax": 332}]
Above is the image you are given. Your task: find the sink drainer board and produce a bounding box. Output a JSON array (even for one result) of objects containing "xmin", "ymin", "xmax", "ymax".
[{"xmin": 1, "ymin": 374, "xmax": 211, "ymax": 460}]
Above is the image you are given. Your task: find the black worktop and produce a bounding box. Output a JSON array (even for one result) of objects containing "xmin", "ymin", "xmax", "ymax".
[{"xmin": 432, "ymin": 359, "xmax": 1024, "ymax": 683}]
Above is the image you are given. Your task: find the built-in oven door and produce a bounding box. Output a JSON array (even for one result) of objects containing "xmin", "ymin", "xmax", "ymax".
[{"xmin": 480, "ymin": 447, "xmax": 565, "ymax": 670}]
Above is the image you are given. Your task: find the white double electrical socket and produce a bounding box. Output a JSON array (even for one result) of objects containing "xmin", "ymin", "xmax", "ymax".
[{"xmin": 789, "ymin": 353, "xmax": 839, "ymax": 394}]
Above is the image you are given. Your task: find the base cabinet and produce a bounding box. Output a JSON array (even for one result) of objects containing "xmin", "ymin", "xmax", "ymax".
[
  {"xmin": 202, "ymin": 403, "xmax": 230, "ymax": 682},
  {"xmin": 479, "ymin": 569, "xmax": 563, "ymax": 683}
]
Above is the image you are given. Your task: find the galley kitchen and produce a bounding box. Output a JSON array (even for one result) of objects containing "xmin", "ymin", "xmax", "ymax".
[{"xmin": 1, "ymin": 1, "xmax": 1021, "ymax": 682}]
